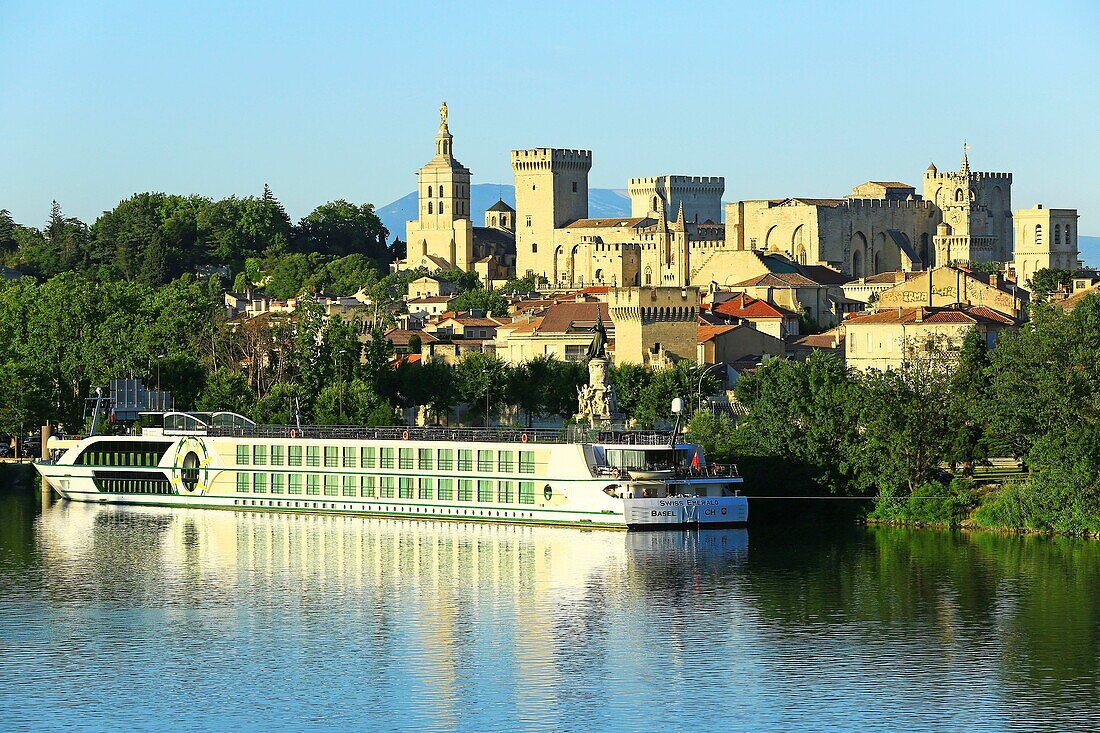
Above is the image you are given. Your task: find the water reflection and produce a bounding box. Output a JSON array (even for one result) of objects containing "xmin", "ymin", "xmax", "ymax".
[{"xmin": 0, "ymin": 494, "xmax": 1098, "ymax": 732}]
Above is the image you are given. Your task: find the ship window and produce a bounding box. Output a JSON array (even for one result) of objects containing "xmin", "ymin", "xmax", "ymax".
[
  {"xmin": 289, "ymin": 445, "xmax": 302, "ymax": 466},
  {"xmin": 458, "ymin": 450, "xmax": 473, "ymax": 471},
  {"xmin": 498, "ymin": 451, "xmax": 514, "ymax": 473},
  {"xmin": 253, "ymin": 445, "xmax": 267, "ymax": 465},
  {"xmin": 458, "ymin": 479, "xmax": 473, "ymax": 501},
  {"xmin": 342, "ymin": 447, "xmax": 356, "ymax": 468},
  {"xmin": 288, "ymin": 474, "xmax": 302, "ymax": 494},
  {"xmin": 271, "ymin": 474, "xmax": 285, "ymax": 494},
  {"xmin": 343, "ymin": 475, "xmax": 357, "ymax": 497},
  {"xmin": 399, "ymin": 448, "xmax": 414, "ymax": 470},
  {"xmin": 253, "ymin": 474, "xmax": 267, "ymax": 493},
  {"xmin": 307, "ymin": 475, "xmax": 320, "ymax": 495},
  {"xmin": 418, "ymin": 477, "xmax": 434, "ymax": 499},
  {"xmin": 380, "ymin": 477, "xmax": 395, "ymax": 498},
  {"xmin": 477, "ymin": 450, "xmax": 493, "ymax": 472},
  {"xmin": 306, "ymin": 446, "xmax": 320, "ymax": 467},
  {"xmin": 237, "ymin": 445, "xmax": 249, "ymax": 465},
  {"xmin": 438, "ymin": 449, "xmax": 453, "ymax": 470},
  {"xmin": 361, "ymin": 446, "xmax": 376, "ymax": 468},
  {"xmin": 437, "ymin": 478, "xmax": 453, "ymax": 500},
  {"xmin": 236, "ymin": 473, "xmax": 249, "ymax": 493},
  {"xmin": 477, "ymin": 480, "xmax": 494, "ymax": 503},
  {"xmin": 519, "ymin": 481, "xmax": 535, "ymax": 504},
  {"xmin": 324, "ymin": 446, "xmax": 338, "ymax": 467},
  {"xmin": 399, "ymin": 477, "xmax": 413, "ymax": 499},
  {"xmin": 271, "ymin": 445, "xmax": 284, "ymax": 466},
  {"xmin": 519, "ymin": 451, "xmax": 535, "ymax": 474},
  {"xmin": 361, "ymin": 476, "xmax": 376, "ymax": 497},
  {"xmin": 498, "ymin": 481, "xmax": 514, "ymax": 503},
  {"xmin": 381, "ymin": 447, "xmax": 395, "ymax": 469},
  {"xmin": 418, "ymin": 448, "xmax": 433, "ymax": 470},
  {"xmin": 324, "ymin": 475, "xmax": 339, "ymax": 496}
]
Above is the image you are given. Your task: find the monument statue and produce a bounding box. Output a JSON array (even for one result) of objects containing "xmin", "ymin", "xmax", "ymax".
[
  {"xmin": 575, "ymin": 310, "xmax": 621, "ymax": 426},
  {"xmin": 440, "ymin": 100, "xmax": 448, "ymax": 128}
]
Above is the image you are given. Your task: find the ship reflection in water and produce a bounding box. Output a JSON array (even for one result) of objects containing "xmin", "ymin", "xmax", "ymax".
[{"xmin": 6, "ymin": 499, "xmax": 1100, "ymax": 732}]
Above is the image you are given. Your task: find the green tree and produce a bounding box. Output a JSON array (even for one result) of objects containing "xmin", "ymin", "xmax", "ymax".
[
  {"xmin": 1027, "ymin": 268, "xmax": 1074, "ymax": 299},
  {"xmin": 296, "ymin": 200, "xmax": 389, "ymax": 260},
  {"xmin": 452, "ymin": 287, "xmax": 508, "ymax": 316},
  {"xmin": 196, "ymin": 369, "xmax": 253, "ymax": 414}
]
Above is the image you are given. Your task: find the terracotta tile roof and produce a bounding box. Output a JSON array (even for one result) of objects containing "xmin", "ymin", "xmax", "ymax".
[
  {"xmin": 785, "ymin": 198, "xmax": 847, "ymax": 208},
  {"xmin": 788, "ymin": 330, "xmax": 844, "ymax": 349},
  {"xmin": 711, "ymin": 293, "xmax": 797, "ymax": 319},
  {"xmin": 845, "ymin": 306, "xmax": 1019, "ymax": 326},
  {"xmin": 1058, "ymin": 286, "xmax": 1100, "ymax": 311},
  {"xmin": 390, "ymin": 354, "xmax": 423, "ymax": 368},
  {"xmin": 535, "ymin": 301, "xmax": 611, "ymax": 334},
  {"xmin": 564, "ymin": 217, "xmax": 654, "ymax": 229},
  {"xmin": 580, "ymin": 286, "xmax": 610, "ymax": 294},
  {"xmin": 868, "ymin": 181, "xmax": 914, "ymax": 188},
  {"xmin": 498, "ymin": 317, "xmax": 544, "ymax": 335},
  {"xmin": 697, "ymin": 324, "xmax": 739, "ymax": 343},
  {"xmin": 734, "ymin": 272, "xmax": 818, "ymax": 288},
  {"xmin": 384, "ymin": 329, "xmax": 438, "ymax": 346}
]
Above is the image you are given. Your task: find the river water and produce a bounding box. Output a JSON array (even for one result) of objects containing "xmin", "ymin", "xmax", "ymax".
[{"xmin": 1, "ymin": 481, "xmax": 1098, "ymax": 732}]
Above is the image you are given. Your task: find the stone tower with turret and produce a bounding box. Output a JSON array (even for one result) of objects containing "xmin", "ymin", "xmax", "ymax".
[
  {"xmin": 403, "ymin": 102, "xmax": 475, "ymax": 271},
  {"xmin": 922, "ymin": 150, "xmax": 1013, "ymax": 265},
  {"xmin": 511, "ymin": 148, "xmax": 592, "ymax": 277}
]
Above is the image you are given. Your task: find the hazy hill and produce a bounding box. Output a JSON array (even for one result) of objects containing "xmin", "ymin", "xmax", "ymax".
[{"xmin": 377, "ymin": 184, "xmax": 630, "ymax": 240}]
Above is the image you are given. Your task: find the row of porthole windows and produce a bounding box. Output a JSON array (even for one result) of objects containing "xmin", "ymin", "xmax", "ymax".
[
  {"xmin": 234, "ymin": 472, "xmax": 538, "ymax": 504},
  {"xmin": 231, "ymin": 498, "xmax": 539, "ymax": 520}
]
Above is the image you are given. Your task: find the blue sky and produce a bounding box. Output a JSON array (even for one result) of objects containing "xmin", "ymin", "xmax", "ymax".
[{"xmin": 1, "ymin": 0, "xmax": 1098, "ymax": 233}]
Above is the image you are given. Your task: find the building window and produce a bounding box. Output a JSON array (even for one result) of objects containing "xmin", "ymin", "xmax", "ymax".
[
  {"xmin": 271, "ymin": 445, "xmax": 284, "ymax": 466},
  {"xmin": 361, "ymin": 475, "xmax": 376, "ymax": 497},
  {"xmin": 955, "ymin": 188, "xmax": 964, "ymax": 202},
  {"xmin": 418, "ymin": 448, "xmax": 433, "ymax": 471},
  {"xmin": 458, "ymin": 479, "xmax": 473, "ymax": 501},
  {"xmin": 437, "ymin": 478, "xmax": 453, "ymax": 500},
  {"xmin": 324, "ymin": 446, "xmax": 338, "ymax": 467},
  {"xmin": 361, "ymin": 446, "xmax": 376, "ymax": 468},
  {"xmin": 439, "ymin": 185, "xmax": 444, "ymax": 197},
  {"xmin": 418, "ymin": 477, "xmax": 433, "ymax": 499},
  {"xmin": 653, "ymin": 195, "xmax": 659, "ymax": 210},
  {"xmin": 572, "ymin": 181, "xmax": 578, "ymax": 193},
  {"xmin": 306, "ymin": 446, "xmax": 319, "ymax": 467},
  {"xmin": 307, "ymin": 475, "xmax": 320, "ymax": 495},
  {"xmin": 438, "ymin": 449, "xmax": 453, "ymax": 470},
  {"xmin": 1035, "ymin": 224, "xmax": 1043, "ymax": 246},
  {"xmin": 519, "ymin": 481, "xmax": 535, "ymax": 504},
  {"xmin": 1066, "ymin": 225, "xmax": 1073, "ymax": 244},
  {"xmin": 519, "ymin": 451, "xmax": 535, "ymax": 473},
  {"xmin": 271, "ymin": 474, "xmax": 285, "ymax": 494},
  {"xmin": 477, "ymin": 480, "xmax": 494, "ymax": 502},
  {"xmin": 427, "ymin": 186, "xmax": 433, "ymax": 198},
  {"xmin": 477, "ymin": 450, "xmax": 493, "ymax": 472},
  {"xmin": 458, "ymin": 449, "xmax": 473, "ymax": 471},
  {"xmin": 236, "ymin": 445, "xmax": 249, "ymax": 465},
  {"xmin": 498, "ymin": 481, "xmax": 514, "ymax": 503},
  {"xmin": 428, "ymin": 202, "xmax": 433, "ymax": 214},
  {"xmin": 399, "ymin": 447, "xmax": 413, "ymax": 470},
  {"xmin": 289, "ymin": 445, "xmax": 302, "ymax": 466},
  {"xmin": 288, "ymin": 474, "xmax": 302, "ymax": 494},
  {"xmin": 399, "ymin": 477, "xmax": 413, "ymax": 499},
  {"xmin": 439, "ymin": 201, "xmax": 444, "ymax": 214},
  {"xmin": 532, "ymin": 242, "xmax": 538, "ymax": 253},
  {"xmin": 1055, "ymin": 224, "xmax": 1062, "ymax": 245},
  {"xmin": 526, "ymin": 216, "xmax": 532, "ymax": 227}
]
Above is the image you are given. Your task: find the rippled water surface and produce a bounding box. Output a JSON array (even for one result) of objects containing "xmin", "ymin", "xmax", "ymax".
[{"xmin": 2, "ymin": 480, "xmax": 1099, "ymax": 732}]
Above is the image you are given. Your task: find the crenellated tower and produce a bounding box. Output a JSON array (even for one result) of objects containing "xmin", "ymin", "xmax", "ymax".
[
  {"xmin": 511, "ymin": 148, "xmax": 592, "ymax": 277},
  {"xmin": 922, "ymin": 148, "xmax": 1013, "ymax": 265}
]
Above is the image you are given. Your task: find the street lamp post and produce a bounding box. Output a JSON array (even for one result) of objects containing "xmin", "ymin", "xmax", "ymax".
[{"xmin": 697, "ymin": 362, "xmax": 723, "ymax": 412}]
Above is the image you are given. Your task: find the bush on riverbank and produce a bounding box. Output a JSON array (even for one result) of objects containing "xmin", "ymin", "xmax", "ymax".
[{"xmin": 868, "ymin": 479, "xmax": 981, "ymax": 528}]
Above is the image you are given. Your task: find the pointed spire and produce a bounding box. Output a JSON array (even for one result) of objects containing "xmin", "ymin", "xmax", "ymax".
[
  {"xmin": 961, "ymin": 141, "xmax": 971, "ymax": 175},
  {"xmin": 676, "ymin": 200, "xmax": 686, "ymax": 225}
]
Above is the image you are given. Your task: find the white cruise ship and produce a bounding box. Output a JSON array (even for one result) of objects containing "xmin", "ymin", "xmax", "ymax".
[{"xmin": 35, "ymin": 412, "xmax": 747, "ymax": 530}]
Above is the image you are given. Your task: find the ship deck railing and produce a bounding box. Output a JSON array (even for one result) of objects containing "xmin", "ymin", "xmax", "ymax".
[
  {"xmin": 198, "ymin": 424, "xmax": 680, "ymax": 446},
  {"xmin": 593, "ymin": 464, "xmax": 741, "ymax": 479}
]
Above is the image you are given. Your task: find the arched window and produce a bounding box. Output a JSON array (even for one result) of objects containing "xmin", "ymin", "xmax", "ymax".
[
  {"xmin": 532, "ymin": 243, "xmax": 538, "ymax": 253},
  {"xmin": 1035, "ymin": 224, "xmax": 1043, "ymax": 246},
  {"xmin": 1066, "ymin": 225, "xmax": 1073, "ymax": 245},
  {"xmin": 491, "ymin": 216, "xmax": 497, "ymax": 227},
  {"xmin": 653, "ymin": 196, "xmax": 659, "ymax": 211},
  {"xmin": 955, "ymin": 188, "xmax": 964, "ymax": 202},
  {"xmin": 645, "ymin": 267, "xmax": 652, "ymax": 285},
  {"xmin": 439, "ymin": 201, "xmax": 444, "ymax": 214},
  {"xmin": 852, "ymin": 249, "xmax": 863, "ymax": 277},
  {"xmin": 427, "ymin": 202, "xmax": 433, "ymax": 214},
  {"xmin": 1055, "ymin": 224, "xmax": 1062, "ymax": 245},
  {"xmin": 427, "ymin": 186, "xmax": 433, "ymax": 198},
  {"xmin": 439, "ymin": 185, "xmax": 445, "ymax": 197}
]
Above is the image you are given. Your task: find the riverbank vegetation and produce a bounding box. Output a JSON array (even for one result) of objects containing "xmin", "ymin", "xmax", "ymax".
[{"xmin": 687, "ymin": 294, "xmax": 1100, "ymax": 536}]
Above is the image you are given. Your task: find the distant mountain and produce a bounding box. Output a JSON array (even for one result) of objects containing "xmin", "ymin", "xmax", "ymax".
[
  {"xmin": 376, "ymin": 183, "xmax": 630, "ymax": 240},
  {"xmin": 1079, "ymin": 236, "xmax": 1100, "ymax": 268}
]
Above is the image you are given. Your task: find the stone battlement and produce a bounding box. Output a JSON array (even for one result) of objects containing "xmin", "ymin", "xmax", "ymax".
[
  {"xmin": 628, "ymin": 175, "xmax": 725, "ymax": 186},
  {"xmin": 846, "ymin": 198, "xmax": 937, "ymax": 210},
  {"xmin": 924, "ymin": 170, "xmax": 1012, "ymax": 182},
  {"xmin": 510, "ymin": 148, "xmax": 593, "ymax": 167}
]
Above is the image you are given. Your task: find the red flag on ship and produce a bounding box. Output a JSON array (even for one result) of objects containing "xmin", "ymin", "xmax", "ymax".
[{"xmin": 691, "ymin": 448, "xmax": 702, "ymax": 471}]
